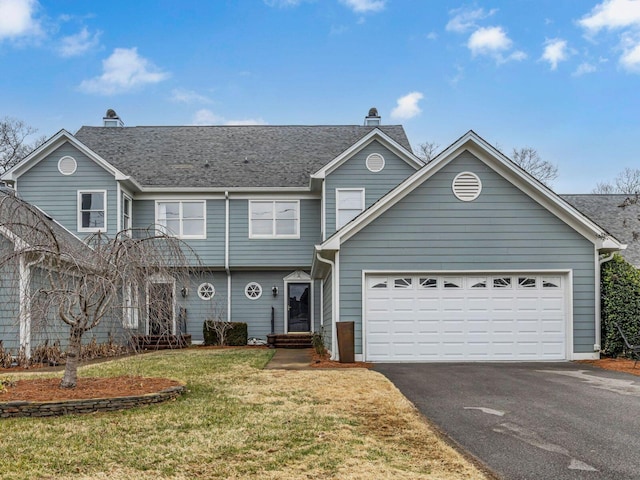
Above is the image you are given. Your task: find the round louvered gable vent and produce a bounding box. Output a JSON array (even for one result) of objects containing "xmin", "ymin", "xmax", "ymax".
[
  {"xmin": 366, "ymin": 153, "xmax": 385, "ymax": 172},
  {"xmin": 452, "ymin": 171, "xmax": 482, "ymax": 201},
  {"xmin": 58, "ymin": 156, "xmax": 77, "ymax": 175}
]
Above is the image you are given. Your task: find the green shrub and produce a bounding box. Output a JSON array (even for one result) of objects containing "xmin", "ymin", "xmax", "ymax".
[
  {"xmin": 203, "ymin": 321, "xmax": 248, "ymax": 346},
  {"xmin": 601, "ymin": 254, "xmax": 640, "ymax": 356}
]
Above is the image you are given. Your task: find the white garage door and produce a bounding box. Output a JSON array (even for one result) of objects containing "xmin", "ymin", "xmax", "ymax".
[{"xmin": 365, "ymin": 274, "xmax": 567, "ymax": 362}]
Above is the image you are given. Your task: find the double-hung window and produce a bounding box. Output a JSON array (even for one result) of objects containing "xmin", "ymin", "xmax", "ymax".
[
  {"xmin": 156, "ymin": 200, "xmax": 206, "ymax": 239},
  {"xmin": 122, "ymin": 194, "xmax": 132, "ymax": 235},
  {"xmin": 249, "ymin": 200, "xmax": 299, "ymax": 238},
  {"xmin": 336, "ymin": 188, "xmax": 364, "ymax": 229},
  {"xmin": 78, "ymin": 190, "xmax": 106, "ymax": 232}
]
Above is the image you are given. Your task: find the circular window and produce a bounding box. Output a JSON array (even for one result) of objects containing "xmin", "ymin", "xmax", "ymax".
[
  {"xmin": 197, "ymin": 283, "xmax": 215, "ymax": 300},
  {"xmin": 366, "ymin": 153, "xmax": 385, "ymax": 173},
  {"xmin": 58, "ymin": 156, "xmax": 77, "ymax": 175},
  {"xmin": 245, "ymin": 282, "xmax": 262, "ymax": 300},
  {"xmin": 452, "ymin": 171, "xmax": 482, "ymax": 201}
]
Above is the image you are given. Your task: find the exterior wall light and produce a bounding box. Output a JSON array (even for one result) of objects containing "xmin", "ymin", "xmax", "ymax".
[{"xmin": 272, "ymin": 286, "xmax": 278, "ymax": 297}]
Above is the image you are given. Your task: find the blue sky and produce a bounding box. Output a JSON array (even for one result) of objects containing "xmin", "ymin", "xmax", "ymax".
[{"xmin": 1, "ymin": 0, "xmax": 639, "ymax": 193}]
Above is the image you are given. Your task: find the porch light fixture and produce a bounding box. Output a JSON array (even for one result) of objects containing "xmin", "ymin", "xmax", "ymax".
[
  {"xmin": 181, "ymin": 286, "xmax": 188, "ymax": 298},
  {"xmin": 272, "ymin": 286, "xmax": 278, "ymax": 297}
]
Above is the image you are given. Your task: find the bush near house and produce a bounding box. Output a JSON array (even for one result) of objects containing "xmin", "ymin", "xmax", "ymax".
[
  {"xmin": 203, "ymin": 321, "xmax": 248, "ymax": 346},
  {"xmin": 601, "ymin": 254, "xmax": 640, "ymax": 356}
]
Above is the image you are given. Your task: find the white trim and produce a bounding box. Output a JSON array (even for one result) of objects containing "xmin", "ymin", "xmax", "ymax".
[
  {"xmin": 361, "ymin": 269, "xmax": 573, "ymax": 362},
  {"xmin": 311, "ymin": 129, "xmax": 424, "ymax": 180},
  {"xmin": 146, "ymin": 275, "xmax": 176, "ymax": 335},
  {"xmin": 571, "ymin": 352, "xmax": 600, "ymax": 360},
  {"xmin": 333, "ymin": 251, "xmax": 340, "ymax": 361},
  {"xmin": 335, "ymin": 188, "xmax": 365, "ymax": 230},
  {"xmin": 122, "ymin": 281, "xmax": 140, "ymax": 329},
  {"xmin": 197, "ymin": 282, "xmax": 216, "ymax": 300},
  {"xmin": 57, "ymin": 156, "xmax": 77, "ymax": 175},
  {"xmin": 225, "ymin": 191, "xmax": 231, "ymax": 323},
  {"xmin": 248, "ymin": 199, "xmax": 300, "ymax": 239},
  {"xmin": 283, "ymin": 273, "xmax": 314, "ymax": 334},
  {"xmin": 227, "ymin": 271, "xmax": 232, "ymax": 323},
  {"xmin": 122, "ymin": 192, "xmax": 133, "ymax": 234},
  {"xmin": 154, "ymin": 199, "xmax": 207, "ymax": 239},
  {"xmin": 321, "ymin": 180, "xmax": 326, "ymax": 241},
  {"xmin": 116, "ymin": 183, "xmax": 122, "ymax": 235},
  {"xmin": 77, "ymin": 190, "xmax": 107, "ymax": 233},
  {"xmin": 319, "ymin": 131, "xmax": 624, "ymax": 253},
  {"xmin": 18, "ymin": 256, "xmax": 32, "ymax": 357}
]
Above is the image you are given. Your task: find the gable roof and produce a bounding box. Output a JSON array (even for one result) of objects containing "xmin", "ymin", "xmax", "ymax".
[
  {"xmin": 317, "ymin": 130, "xmax": 625, "ymax": 254},
  {"xmin": 562, "ymin": 194, "xmax": 640, "ymax": 266},
  {"xmin": 1, "ymin": 129, "xmax": 131, "ymax": 184},
  {"xmin": 73, "ymin": 125, "xmax": 412, "ymax": 189}
]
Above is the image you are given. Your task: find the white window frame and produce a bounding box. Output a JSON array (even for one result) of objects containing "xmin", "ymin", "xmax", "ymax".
[
  {"xmin": 336, "ymin": 188, "xmax": 365, "ymax": 230},
  {"xmin": 77, "ymin": 190, "xmax": 107, "ymax": 233},
  {"xmin": 245, "ymin": 282, "xmax": 263, "ymax": 300},
  {"xmin": 155, "ymin": 200, "xmax": 207, "ymax": 239},
  {"xmin": 248, "ymin": 200, "xmax": 300, "ymax": 239},
  {"xmin": 197, "ymin": 282, "xmax": 216, "ymax": 300},
  {"xmin": 122, "ymin": 193, "xmax": 132, "ymax": 235}
]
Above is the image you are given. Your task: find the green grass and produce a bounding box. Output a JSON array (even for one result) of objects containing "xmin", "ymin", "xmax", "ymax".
[{"xmin": 0, "ymin": 349, "xmax": 487, "ymax": 479}]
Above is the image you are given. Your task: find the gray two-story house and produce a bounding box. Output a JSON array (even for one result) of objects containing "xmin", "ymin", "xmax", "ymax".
[{"xmin": 1, "ymin": 109, "xmax": 623, "ymax": 362}]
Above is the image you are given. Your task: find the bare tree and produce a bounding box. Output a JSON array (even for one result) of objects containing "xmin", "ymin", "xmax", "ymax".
[
  {"xmin": 0, "ymin": 193, "xmax": 197, "ymax": 388},
  {"xmin": 511, "ymin": 147, "xmax": 558, "ymax": 187},
  {"xmin": 415, "ymin": 141, "xmax": 440, "ymax": 163},
  {"xmin": 0, "ymin": 117, "xmax": 47, "ymax": 173},
  {"xmin": 592, "ymin": 168, "xmax": 640, "ymax": 194}
]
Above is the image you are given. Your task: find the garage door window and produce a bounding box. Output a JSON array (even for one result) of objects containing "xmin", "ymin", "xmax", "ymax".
[
  {"xmin": 542, "ymin": 277, "xmax": 561, "ymax": 288},
  {"xmin": 394, "ymin": 278, "xmax": 412, "ymax": 289},
  {"xmin": 443, "ymin": 278, "xmax": 462, "ymax": 288},
  {"xmin": 368, "ymin": 278, "xmax": 388, "ymax": 289},
  {"xmin": 518, "ymin": 277, "xmax": 537, "ymax": 288},
  {"xmin": 493, "ymin": 277, "xmax": 512, "ymax": 288},
  {"xmin": 419, "ymin": 277, "xmax": 437, "ymax": 288},
  {"xmin": 469, "ymin": 277, "xmax": 487, "ymax": 288}
]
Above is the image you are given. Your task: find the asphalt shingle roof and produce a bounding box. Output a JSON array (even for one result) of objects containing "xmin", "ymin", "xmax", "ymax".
[
  {"xmin": 562, "ymin": 194, "xmax": 640, "ymax": 266},
  {"xmin": 74, "ymin": 125, "xmax": 412, "ymax": 189}
]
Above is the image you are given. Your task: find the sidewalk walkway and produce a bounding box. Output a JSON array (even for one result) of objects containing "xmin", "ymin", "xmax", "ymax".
[{"xmin": 264, "ymin": 348, "xmax": 313, "ymax": 370}]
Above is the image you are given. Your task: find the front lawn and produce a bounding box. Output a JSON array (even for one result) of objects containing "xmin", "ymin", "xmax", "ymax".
[{"xmin": 0, "ymin": 349, "xmax": 487, "ymax": 479}]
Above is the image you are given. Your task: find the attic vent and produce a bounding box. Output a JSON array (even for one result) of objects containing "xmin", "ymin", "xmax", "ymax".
[
  {"xmin": 58, "ymin": 156, "xmax": 77, "ymax": 175},
  {"xmin": 452, "ymin": 171, "xmax": 482, "ymax": 201},
  {"xmin": 366, "ymin": 153, "xmax": 385, "ymax": 173}
]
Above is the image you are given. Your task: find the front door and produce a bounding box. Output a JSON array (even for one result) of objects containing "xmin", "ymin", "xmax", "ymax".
[
  {"xmin": 148, "ymin": 282, "xmax": 174, "ymax": 335},
  {"xmin": 287, "ymin": 282, "xmax": 310, "ymax": 332}
]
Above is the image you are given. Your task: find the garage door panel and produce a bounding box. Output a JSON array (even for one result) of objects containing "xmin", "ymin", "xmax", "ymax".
[{"xmin": 365, "ymin": 273, "xmax": 567, "ymax": 361}]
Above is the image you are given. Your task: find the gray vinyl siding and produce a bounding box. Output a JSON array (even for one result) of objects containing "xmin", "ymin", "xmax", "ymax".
[
  {"xmin": 132, "ymin": 199, "xmax": 225, "ymax": 266},
  {"xmin": 229, "ymin": 198, "xmax": 320, "ymax": 268},
  {"xmin": 17, "ymin": 143, "xmax": 118, "ymax": 239},
  {"xmin": 179, "ymin": 270, "xmax": 227, "ymax": 343},
  {"xmin": 338, "ymin": 151, "xmax": 596, "ymax": 355},
  {"xmin": 0, "ymin": 238, "xmax": 19, "ymax": 351},
  {"xmin": 324, "ymin": 140, "xmax": 417, "ymax": 239}
]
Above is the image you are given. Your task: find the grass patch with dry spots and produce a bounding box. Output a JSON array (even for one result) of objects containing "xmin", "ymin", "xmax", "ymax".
[{"xmin": 0, "ymin": 349, "xmax": 487, "ymax": 479}]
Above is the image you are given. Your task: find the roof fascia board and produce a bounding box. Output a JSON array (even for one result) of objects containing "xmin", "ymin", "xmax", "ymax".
[
  {"xmin": 320, "ymin": 130, "xmax": 622, "ymax": 252},
  {"xmin": 311, "ymin": 129, "xmax": 424, "ymax": 180},
  {"xmin": 2, "ymin": 129, "xmax": 131, "ymax": 183},
  {"xmin": 134, "ymin": 186, "xmax": 313, "ymax": 194}
]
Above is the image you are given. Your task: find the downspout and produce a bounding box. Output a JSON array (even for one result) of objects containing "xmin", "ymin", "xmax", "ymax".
[
  {"xmin": 595, "ymin": 251, "xmax": 616, "ymax": 353},
  {"xmin": 316, "ymin": 251, "xmax": 337, "ymax": 360},
  {"xmin": 225, "ymin": 191, "xmax": 231, "ymax": 323}
]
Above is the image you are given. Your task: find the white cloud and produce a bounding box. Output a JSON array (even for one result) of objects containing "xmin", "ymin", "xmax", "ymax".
[
  {"xmin": 170, "ymin": 88, "xmax": 212, "ymax": 105},
  {"xmin": 620, "ymin": 32, "xmax": 640, "ymax": 71},
  {"xmin": 390, "ymin": 92, "xmax": 424, "ymax": 120},
  {"xmin": 541, "ymin": 38, "xmax": 570, "ymax": 70},
  {"xmin": 192, "ymin": 109, "xmax": 267, "ymax": 126},
  {"xmin": 426, "ymin": 31, "xmax": 438, "ymax": 40},
  {"xmin": 446, "ymin": 6, "xmax": 497, "ymax": 33},
  {"xmin": 58, "ymin": 27, "xmax": 100, "ymax": 57},
  {"xmin": 0, "ymin": 0, "xmax": 41, "ymax": 40},
  {"xmin": 573, "ymin": 62, "xmax": 597, "ymax": 76},
  {"xmin": 579, "ymin": 0, "xmax": 640, "ymax": 32},
  {"xmin": 79, "ymin": 48, "xmax": 169, "ymax": 95},
  {"xmin": 339, "ymin": 0, "xmax": 385, "ymax": 14},
  {"xmin": 467, "ymin": 26, "xmax": 526, "ymax": 64}
]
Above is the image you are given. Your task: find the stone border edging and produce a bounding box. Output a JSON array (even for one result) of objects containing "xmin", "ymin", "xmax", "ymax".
[{"xmin": 0, "ymin": 385, "xmax": 186, "ymax": 418}]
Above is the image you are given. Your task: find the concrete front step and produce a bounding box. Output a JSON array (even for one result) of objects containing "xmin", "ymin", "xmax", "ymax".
[{"xmin": 267, "ymin": 334, "xmax": 313, "ymax": 349}]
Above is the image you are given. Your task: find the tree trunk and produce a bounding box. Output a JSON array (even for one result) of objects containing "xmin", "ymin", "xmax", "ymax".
[{"xmin": 60, "ymin": 327, "xmax": 83, "ymax": 389}]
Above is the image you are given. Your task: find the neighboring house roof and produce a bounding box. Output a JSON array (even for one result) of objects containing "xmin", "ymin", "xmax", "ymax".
[
  {"xmin": 562, "ymin": 194, "xmax": 640, "ymax": 266},
  {"xmin": 315, "ymin": 131, "xmax": 624, "ymax": 266},
  {"xmin": 73, "ymin": 125, "xmax": 412, "ymax": 189}
]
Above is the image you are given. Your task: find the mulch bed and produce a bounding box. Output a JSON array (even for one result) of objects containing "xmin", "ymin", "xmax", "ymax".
[
  {"xmin": 577, "ymin": 357, "xmax": 640, "ymax": 377},
  {"xmin": 309, "ymin": 349, "xmax": 373, "ymax": 369},
  {"xmin": 0, "ymin": 376, "xmax": 182, "ymax": 402}
]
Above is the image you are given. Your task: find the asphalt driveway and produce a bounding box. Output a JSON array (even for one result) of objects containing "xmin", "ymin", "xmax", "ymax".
[{"xmin": 374, "ymin": 362, "xmax": 640, "ymax": 480}]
